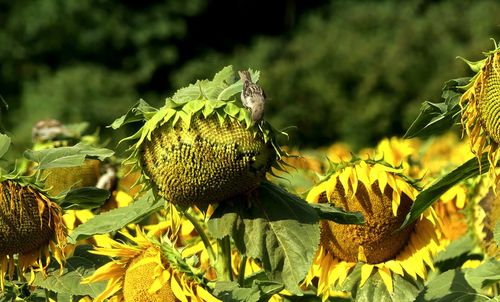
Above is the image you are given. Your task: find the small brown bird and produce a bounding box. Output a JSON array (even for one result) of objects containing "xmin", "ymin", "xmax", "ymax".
[{"xmin": 238, "ymin": 70, "xmax": 266, "ymax": 123}]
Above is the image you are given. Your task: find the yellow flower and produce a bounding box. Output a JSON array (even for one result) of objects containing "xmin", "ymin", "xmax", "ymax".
[
  {"xmin": 83, "ymin": 227, "xmax": 220, "ymax": 302},
  {"xmin": 372, "ymin": 137, "xmax": 422, "ymax": 178},
  {"xmin": 433, "ymin": 184, "xmax": 468, "ymax": 241},
  {"xmin": 473, "ymin": 178, "xmax": 499, "ymax": 257},
  {"xmin": 460, "ymin": 44, "xmax": 500, "ymax": 184},
  {"xmin": 0, "ymin": 180, "xmax": 66, "ymax": 290},
  {"xmin": 305, "ymin": 161, "xmax": 443, "ymax": 300}
]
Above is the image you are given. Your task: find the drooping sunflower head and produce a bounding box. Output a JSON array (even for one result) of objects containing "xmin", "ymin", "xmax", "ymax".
[
  {"xmin": 83, "ymin": 227, "xmax": 220, "ymax": 302},
  {"xmin": 305, "ymin": 160, "xmax": 442, "ymax": 297},
  {"xmin": 460, "ymin": 42, "xmax": 500, "ymax": 183},
  {"xmin": 0, "ymin": 179, "xmax": 66, "ymax": 290},
  {"xmin": 114, "ymin": 66, "xmax": 286, "ymax": 207}
]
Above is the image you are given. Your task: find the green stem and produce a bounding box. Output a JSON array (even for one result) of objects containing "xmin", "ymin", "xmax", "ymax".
[
  {"xmin": 238, "ymin": 255, "xmax": 247, "ymax": 286},
  {"xmin": 183, "ymin": 211, "xmax": 216, "ymax": 267},
  {"xmin": 217, "ymin": 236, "xmax": 233, "ymax": 282}
]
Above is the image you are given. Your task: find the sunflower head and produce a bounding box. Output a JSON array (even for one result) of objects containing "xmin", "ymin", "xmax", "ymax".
[
  {"xmin": 0, "ymin": 180, "xmax": 66, "ymax": 290},
  {"xmin": 115, "ymin": 67, "xmax": 286, "ymax": 207},
  {"xmin": 308, "ymin": 160, "xmax": 418, "ymax": 264},
  {"xmin": 41, "ymin": 158, "xmax": 101, "ymax": 196},
  {"xmin": 306, "ymin": 159, "xmax": 442, "ymax": 297},
  {"xmin": 83, "ymin": 227, "xmax": 219, "ymax": 302},
  {"xmin": 460, "ymin": 43, "xmax": 500, "ymax": 182}
]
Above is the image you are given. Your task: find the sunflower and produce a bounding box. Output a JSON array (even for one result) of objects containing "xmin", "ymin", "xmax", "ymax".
[
  {"xmin": 304, "ymin": 160, "xmax": 443, "ymax": 299},
  {"xmin": 433, "ymin": 184, "xmax": 468, "ymax": 241},
  {"xmin": 473, "ymin": 177, "xmax": 500, "ymax": 257},
  {"xmin": 460, "ymin": 43, "xmax": 500, "ymax": 184},
  {"xmin": 83, "ymin": 227, "xmax": 220, "ymax": 302},
  {"xmin": 0, "ymin": 180, "xmax": 66, "ymax": 290}
]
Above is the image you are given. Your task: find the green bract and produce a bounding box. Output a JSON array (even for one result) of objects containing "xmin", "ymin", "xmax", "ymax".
[{"xmin": 113, "ymin": 66, "xmax": 286, "ymax": 206}]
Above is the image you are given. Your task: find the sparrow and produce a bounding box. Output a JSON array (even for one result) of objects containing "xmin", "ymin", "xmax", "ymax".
[{"xmin": 238, "ymin": 70, "xmax": 266, "ymax": 123}]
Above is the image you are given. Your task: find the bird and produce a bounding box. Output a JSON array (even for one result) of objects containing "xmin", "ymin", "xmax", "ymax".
[{"xmin": 238, "ymin": 70, "xmax": 266, "ymax": 123}]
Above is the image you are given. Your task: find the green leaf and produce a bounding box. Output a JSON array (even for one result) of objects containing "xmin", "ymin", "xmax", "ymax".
[
  {"xmin": 403, "ymin": 78, "xmax": 467, "ymax": 139},
  {"xmin": 0, "ymin": 133, "xmax": 11, "ymax": 159},
  {"xmin": 309, "ymin": 203, "xmax": 364, "ymax": 225},
  {"xmin": 400, "ymin": 155, "xmax": 490, "ymax": 229},
  {"xmin": 59, "ymin": 187, "xmax": 111, "ymax": 210},
  {"xmin": 208, "ymin": 182, "xmax": 320, "ymax": 294},
  {"xmin": 68, "ymin": 190, "xmax": 163, "ymax": 243},
  {"xmin": 109, "ymin": 99, "xmax": 156, "ymax": 129},
  {"xmin": 24, "ymin": 143, "xmax": 114, "ymax": 170},
  {"xmin": 31, "ymin": 245, "xmax": 108, "ymax": 297},
  {"xmin": 217, "ymin": 69, "xmax": 260, "ymax": 101},
  {"xmin": 354, "ymin": 273, "xmax": 421, "ymax": 302},
  {"xmin": 434, "ymin": 232, "xmax": 481, "ymax": 271},
  {"xmin": 213, "ymin": 280, "xmax": 284, "ymax": 302},
  {"xmin": 415, "ymin": 269, "xmax": 489, "ymax": 302},
  {"xmin": 465, "ymin": 258, "xmax": 500, "ymax": 291}
]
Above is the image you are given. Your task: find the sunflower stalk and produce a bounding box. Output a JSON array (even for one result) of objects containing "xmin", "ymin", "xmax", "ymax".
[
  {"xmin": 238, "ymin": 255, "xmax": 247, "ymax": 287},
  {"xmin": 183, "ymin": 210, "xmax": 216, "ymax": 266},
  {"xmin": 216, "ymin": 236, "xmax": 233, "ymax": 282}
]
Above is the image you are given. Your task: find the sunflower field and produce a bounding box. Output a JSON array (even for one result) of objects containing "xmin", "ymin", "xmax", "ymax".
[{"xmin": 0, "ymin": 41, "xmax": 499, "ymax": 302}]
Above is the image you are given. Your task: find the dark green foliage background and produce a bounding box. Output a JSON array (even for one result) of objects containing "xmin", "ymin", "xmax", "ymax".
[{"xmin": 1, "ymin": 0, "xmax": 499, "ymax": 150}]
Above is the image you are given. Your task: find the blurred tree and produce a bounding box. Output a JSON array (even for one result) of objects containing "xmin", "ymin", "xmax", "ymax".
[{"xmin": 172, "ymin": 0, "xmax": 500, "ymax": 149}]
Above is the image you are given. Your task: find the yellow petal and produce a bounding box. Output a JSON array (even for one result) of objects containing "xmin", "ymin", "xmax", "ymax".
[
  {"xmin": 196, "ymin": 285, "xmax": 221, "ymax": 302},
  {"xmin": 360, "ymin": 264, "xmax": 374, "ymax": 287},
  {"xmin": 171, "ymin": 276, "xmax": 188, "ymax": 302},
  {"xmin": 377, "ymin": 266, "xmax": 393, "ymax": 293}
]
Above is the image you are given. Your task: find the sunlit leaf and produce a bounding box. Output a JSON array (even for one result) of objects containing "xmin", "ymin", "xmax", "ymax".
[
  {"xmin": 0, "ymin": 133, "xmax": 11, "ymax": 159},
  {"xmin": 109, "ymin": 99, "xmax": 156, "ymax": 129},
  {"xmin": 24, "ymin": 142, "xmax": 114, "ymax": 170},
  {"xmin": 208, "ymin": 182, "xmax": 320, "ymax": 294},
  {"xmin": 465, "ymin": 258, "xmax": 500, "ymax": 291},
  {"xmin": 59, "ymin": 187, "xmax": 111, "ymax": 210},
  {"xmin": 354, "ymin": 273, "xmax": 421, "ymax": 302},
  {"xmin": 31, "ymin": 245, "xmax": 108, "ymax": 297},
  {"xmin": 400, "ymin": 155, "xmax": 489, "ymax": 229},
  {"xmin": 415, "ymin": 269, "xmax": 489, "ymax": 302},
  {"xmin": 434, "ymin": 232, "xmax": 481, "ymax": 271},
  {"xmin": 403, "ymin": 78, "xmax": 468, "ymax": 139},
  {"xmin": 68, "ymin": 190, "xmax": 163, "ymax": 243}
]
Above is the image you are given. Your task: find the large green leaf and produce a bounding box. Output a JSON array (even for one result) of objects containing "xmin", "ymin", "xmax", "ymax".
[
  {"xmin": 434, "ymin": 232, "xmax": 482, "ymax": 271},
  {"xmin": 415, "ymin": 269, "xmax": 490, "ymax": 302},
  {"xmin": 31, "ymin": 245, "xmax": 108, "ymax": 297},
  {"xmin": 0, "ymin": 133, "xmax": 10, "ymax": 159},
  {"xmin": 24, "ymin": 142, "xmax": 114, "ymax": 170},
  {"xmin": 58, "ymin": 187, "xmax": 111, "ymax": 210},
  {"xmin": 400, "ymin": 155, "xmax": 490, "ymax": 229},
  {"xmin": 354, "ymin": 273, "xmax": 421, "ymax": 302},
  {"xmin": 213, "ymin": 280, "xmax": 284, "ymax": 302},
  {"xmin": 465, "ymin": 258, "xmax": 500, "ymax": 291},
  {"xmin": 208, "ymin": 182, "xmax": 320, "ymax": 294},
  {"xmin": 403, "ymin": 78, "xmax": 468, "ymax": 139},
  {"xmin": 68, "ymin": 190, "xmax": 163, "ymax": 243}
]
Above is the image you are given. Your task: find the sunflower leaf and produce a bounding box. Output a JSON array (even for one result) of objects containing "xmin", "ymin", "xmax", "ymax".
[
  {"xmin": 208, "ymin": 182, "xmax": 320, "ymax": 295},
  {"xmin": 68, "ymin": 190, "xmax": 163, "ymax": 243},
  {"xmin": 58, "ymin": 187, "xmax": 111, "ymax": 210},
  {"xmin": 0, "ymin": 133, "xmax": 11, "ymax": 159},
  {"xmin": 213, "ymin": 280, "xmax": 284, "ymax": 302},
  {"xmin": 434, "ymin": 232, "xmax": 481, "ymax": 271},
  {"xmin": 109, "ymin": 99, "xmax": 156, "ymax": 129},
  {"xmin": 309, "ymin": 203, "xmax": 364, "ymax": 224},
  {"xmin": 403, "ymin": 78, "xmax": 468, "ymax": 139},
  {"xmin": 353, "ymin": 273, "xmax": 421, "ymax": 302},
  {"xmin": 24, "ymin": 142, "xmax": 114, "ymax": 170},
  {"xmin": 464, "ymin": 258, "xmax": 500, "ymax": 291},
  {"xmin": 31, "ymin": 245, "xmax": 108, "ymax": 297},
  {"xmin": 415, "ymin": 269, "xmax": 490, "ymax": 302},
  {"xmin": 400, "ymin": 155, "xmax": 490, "ymax": 229}
]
